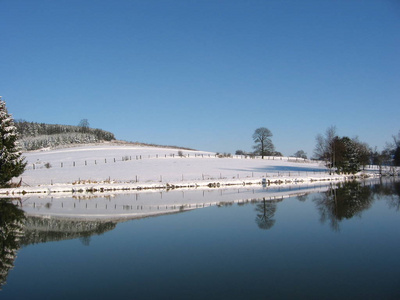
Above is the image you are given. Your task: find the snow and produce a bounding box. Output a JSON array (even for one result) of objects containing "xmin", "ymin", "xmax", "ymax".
[
  {"xmin": 1, "ymin": 143, "xmax": 381, "ymax": 196},
  {"xmin": 21, "ymin": 144, "xmax": 329, "ymax": 186},
  {"xmin": 0, "ymin": 143, "xmax": 386, "ymax": 220}
]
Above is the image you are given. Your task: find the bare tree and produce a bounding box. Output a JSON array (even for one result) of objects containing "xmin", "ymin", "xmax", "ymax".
[
  {"xmin": 389, "ymin": 130, "xmax": 400, "ymax": 166},
  {"xmin": 78, "ymin": 119, "xmax": 90, "ymax": 133},
  {"xmin": 314, "ymin": 126, "xmax": 337, "ymax": 173},
  {"xmin": 294, "ymin": 150, "xmax": 307, "ymax": 159},
  {"xmin": 352, "ymin": 137, "xmax": 370, "ymax": 170},
  {"xmin": 253, "ymin": 127, "xmax": 274, "ymax": 159}
]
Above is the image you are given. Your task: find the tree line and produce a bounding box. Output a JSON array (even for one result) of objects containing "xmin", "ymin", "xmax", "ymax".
[
  {"xmin": 15, "ymin": 119, "xmax": 115, "ymax": 150},
  {"xmin": 314, "ymin": 126, "xmax": 400, "ymax": 174},
  {"xmin": 238, "ymin": 126, "xmax": 400, "ymax": 175},
  {"xmin": 1, "ymin": 96, "xmax": 399, "ymax": 188}
]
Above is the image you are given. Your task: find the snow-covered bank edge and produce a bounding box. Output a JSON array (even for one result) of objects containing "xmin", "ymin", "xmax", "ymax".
[{"xmin": 0, "ymin": 172, "xmax": 380, "ymax": 198}]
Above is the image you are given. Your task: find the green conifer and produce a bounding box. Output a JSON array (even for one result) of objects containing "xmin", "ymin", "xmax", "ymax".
[{"xmin": 0, "ymin": 97, "xmax": 26, "ymax": 187}]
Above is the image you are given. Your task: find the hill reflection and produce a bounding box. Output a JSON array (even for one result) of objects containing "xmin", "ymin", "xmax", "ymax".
[{"xmin": 1, "ymin": 178, "xmax": 399, "ymax": 289}]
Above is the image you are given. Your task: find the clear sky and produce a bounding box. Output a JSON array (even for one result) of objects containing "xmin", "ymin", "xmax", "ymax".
[{"xmin": 1, "ymin": 0, "xmax": 399, "ymax": 157}]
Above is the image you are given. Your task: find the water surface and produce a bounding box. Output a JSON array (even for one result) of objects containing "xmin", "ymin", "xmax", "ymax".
[{"xmin": 1, "ymin": 179, "xmax": 399, "ymax": 299}]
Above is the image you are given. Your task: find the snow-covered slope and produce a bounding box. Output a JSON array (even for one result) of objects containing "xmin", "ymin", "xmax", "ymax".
[{"xmin": 1, "ymin": 143, "xmax": 379, "ymax": 195}]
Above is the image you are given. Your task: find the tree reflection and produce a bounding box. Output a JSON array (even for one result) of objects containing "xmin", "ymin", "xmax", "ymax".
[
  {"xmin": 313, "ymin": 181, "xmax": 374, "ymax": 231},
  {"xmin": 20, "ymin": 217, "xmax": 117, "ymax": 247},
  {"xmin": 255, "ymin": 198, "xmax": 280, "ymax": 230},
  {"xmin": 296, "ymin": 195, "xmax": 308, "ymax": 202},
  {"xmin": 0, "ymin": 198, "xmax": 25, "ymax": 290},
  {"xmin": 371, "ymin": 179, "xmax": 400, "ymax": 211}
]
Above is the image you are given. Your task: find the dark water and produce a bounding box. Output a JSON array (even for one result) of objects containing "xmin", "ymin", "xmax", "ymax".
[{"xmin": 1, "ymin": 179, "xmax": 400, "ymax": 299}]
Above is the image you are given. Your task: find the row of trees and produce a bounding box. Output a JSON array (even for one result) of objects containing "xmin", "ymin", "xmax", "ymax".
[
  {"xmin": 1, "ymin": 95, "xmax": 399, "ymax": 186},
  {"xmin": 15, "ymin": 119, "xmax": 115, "ymax": 150},
  {"xmin": 314, "ymin": 126, "xmax": 370, "ymax": 174},
  {"xmin": 238, "ymin": 126, "xmax": 399, "ymax": 175},
  {"xmin": 0, "ymin": 98, "xmax": 116, "ymax": 187},
  {"xmin": 314, "ymin": 126, "xmax": 400, "ymax": 174}
]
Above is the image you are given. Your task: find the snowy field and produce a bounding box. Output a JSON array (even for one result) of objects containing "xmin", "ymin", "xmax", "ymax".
[{"xmin": 1, "ymin": 143, "xmax": 380, "ymax": 196}]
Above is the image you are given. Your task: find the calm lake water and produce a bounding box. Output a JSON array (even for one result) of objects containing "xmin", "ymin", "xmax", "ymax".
[{"xmin": 1, "ymin": 179, "xmax": 400, "ymax": 299}]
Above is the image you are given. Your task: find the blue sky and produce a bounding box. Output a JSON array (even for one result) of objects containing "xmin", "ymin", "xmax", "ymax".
[{"xmin": 1, "ymin": 0, "xmax": 399, "ymax": 156}]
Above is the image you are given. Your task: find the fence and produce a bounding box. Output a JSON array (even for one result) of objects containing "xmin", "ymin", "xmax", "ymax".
[{"xmin": 27, "ymin": 154, "xmax": 313, "ymax": 171}]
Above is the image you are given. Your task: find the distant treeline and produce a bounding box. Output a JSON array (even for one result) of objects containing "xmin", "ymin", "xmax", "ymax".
[{"xmin": 15, "ymin": 120, "xmax": 115, "ymax": 150}]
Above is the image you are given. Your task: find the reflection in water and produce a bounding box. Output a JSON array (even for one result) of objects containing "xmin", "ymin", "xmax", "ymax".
[
  {"xmin": 296, "ymin": 195, "xmax": 308, "ymax": 202},
  {"xmin": 20, "ymin": 216, "xmax": 117, "ymax": 247},
  {"xmin": 1, "ymin": 179, "xmax": 400, "ymax": 298},
  {"xmin": 0, "ymin": 198, "xmax": 118, "ymax": 289},
  {"xmin": 255, "ymin": 198, "xmax": 281, "ymax": 230},
  {"xmin": 371, "ymin": 179, "xmax": 400, "ymax": 211},
  {"xmin": 0, "ymin": 199, "xmax": 25, "ymax": 290},
  {"xmin": 313, "ymin": 181, "xmax": 375, "ymax": 231}
]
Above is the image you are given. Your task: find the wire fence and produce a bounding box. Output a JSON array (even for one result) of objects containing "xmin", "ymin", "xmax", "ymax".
[{"xmin": 26, "ymin": 154, "xmax": 316, "ymax": 171}]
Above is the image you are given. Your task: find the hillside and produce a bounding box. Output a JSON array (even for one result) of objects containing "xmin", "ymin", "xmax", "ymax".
[
  {"xmin": 1, "ymin": 143, "xmax": 380, "ymax": 196},
  {"xmin": 15, "ymin": 120, "xmax": 115, "ymax": 150},
  {"xmin": 15, "ymin": 120, "xmax": 196, "ymax": 152}
]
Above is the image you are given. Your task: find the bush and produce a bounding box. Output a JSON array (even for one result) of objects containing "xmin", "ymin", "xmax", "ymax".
[{"xmin": 217, "ymin": 152, "xmax": 232, "ymax": 158}]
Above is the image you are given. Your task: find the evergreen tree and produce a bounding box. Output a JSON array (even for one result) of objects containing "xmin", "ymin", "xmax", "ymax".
[
  {"xmin": 333, "ymin": 136, "xmax": 361, "ymax": 174},
  {"xmin": 0, "ymin": 97, "xmax": 26, "ymax": 187},
  {"xmin": 394, "ymin": 146, "xmax": 400, "ymax": 167}
]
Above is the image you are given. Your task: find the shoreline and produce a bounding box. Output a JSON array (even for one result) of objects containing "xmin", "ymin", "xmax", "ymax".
[
  {"xmin": 0, "ymin": 172, "xmax": 380, "ymax": 198},
  {"xmin": 10, "ymin": 176, "xmax": 392, "ymax": 222}
]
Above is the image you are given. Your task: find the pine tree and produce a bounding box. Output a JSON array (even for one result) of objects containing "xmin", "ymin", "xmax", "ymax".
[{"xmin": 0, "ymin": 97, "xmax": 26, "ymax": 187}]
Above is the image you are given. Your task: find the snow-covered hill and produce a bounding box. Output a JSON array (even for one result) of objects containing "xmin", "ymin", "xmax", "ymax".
[{"xmin": 2, "ymin": 143, "xmax": 380, "ymax": 195}]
